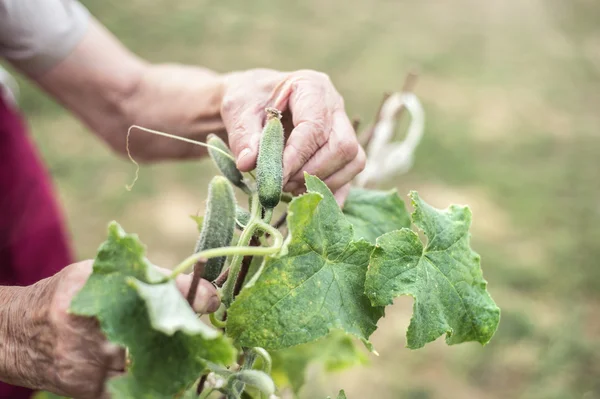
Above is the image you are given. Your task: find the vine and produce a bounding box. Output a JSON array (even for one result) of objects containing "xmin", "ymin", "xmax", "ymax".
[{"xmin": 37, "ymin": 85, "xmax": 500, "ymax": 399}]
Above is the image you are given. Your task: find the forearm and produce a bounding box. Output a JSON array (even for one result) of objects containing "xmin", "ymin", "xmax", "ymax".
[
  {"xmin": 0, "ymin": 281, "xmax": 54, "ymax": 390},
  {"xmin": 33, "ymin": 18, "xmax": 226, "ymax": 161}
]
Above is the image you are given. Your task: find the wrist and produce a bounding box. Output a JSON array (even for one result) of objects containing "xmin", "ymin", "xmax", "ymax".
[
  {"xmin": 116, "ymin": 63, "xmax": 228, "ymax": 161},
  {"xmin": 0, "ymin": 278, "xmax": 57, "ymax": 391}
]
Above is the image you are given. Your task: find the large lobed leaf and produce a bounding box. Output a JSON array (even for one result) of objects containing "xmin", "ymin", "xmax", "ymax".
[
  {"xmin": 343, "ymin": 187, "xmax": 411, "ymax": 243},
  {"xmin": 70, "ymin": 222, "xmax": 236, "ymax": 398},
  {"xmin": 365, "ymin": 191, "xmax": 500, "ymax": 349},
  {"xmin": 227, "ymin": 174, "xmax": 384, "ymax": 350}
]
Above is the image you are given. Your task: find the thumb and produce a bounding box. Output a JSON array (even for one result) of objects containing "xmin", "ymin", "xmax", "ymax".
[{"xmin": 222, "ymin": 105, "xmax": 263, "ymax": 172}]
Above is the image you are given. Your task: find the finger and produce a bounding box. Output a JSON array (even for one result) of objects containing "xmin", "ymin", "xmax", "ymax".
[
  {"xmin": 174, "ymin": 274, "xmax": 220, "ymax": 313},
  {"xmin": 282, "ymin": 78, "xmax": 337, "ymax": 183},
  {"xmin": 102, "ymin": 342, "xmax": 126, "ymax": 371},
  {"xmin": 154, "ymin": 266, "xmax": 220, "ymax": 313},
  {"xmin": 334, "ymin": 183, "xmax": 352, "ymax": 207},
  {"xmin": 221, "ymin": 100, "xmax": 263, "ymax": 172},
  {"xmin": 284, "ymin": 110, "xmax": 357, "ymax": 192},
  {"xmin": 321, "ymin": 146, "xmax": 367, "ymax": 193}
]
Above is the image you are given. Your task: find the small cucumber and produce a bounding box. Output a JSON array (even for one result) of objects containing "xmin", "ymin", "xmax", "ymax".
[
  {"xmin": 194, "ymin": 176, "xmax": 236, "ymax": 281},
  {"xmin": 207, "ymin": 134, "xmax": 250, "ymax": 194},
  {"xmin": 256, "ymin": 108, "xmax": 284, "ymax": 209}
]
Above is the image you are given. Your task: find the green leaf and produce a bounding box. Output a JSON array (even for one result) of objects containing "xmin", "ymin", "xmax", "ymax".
[
  {"xmin": 190, "ymin": 214, "xmax": 204, "ymax": 233},
  {"xmin": 70, "ymin": 222, "xmax": 236, "ymax": 398},
  {"xmin": 342, "ymin": 187, "xmax": 411, "ymax": 243},
  {"xmin": 365, "ymin": 192, "xmax": 501, "ymax": 349},
  {"xmin": 227, "ymin": 174, "xmax": 384, "ymax": 350},
  {"xmin": 327, "ymin": 390, "xmax": 347, "ymax": 399},
  {"xmin": 271, "ymin": 331, "xmax": 367, "ymax": 394},
  {"xmin": 32, "ymin": 393, "xmax": 70, "ymax": 399}
]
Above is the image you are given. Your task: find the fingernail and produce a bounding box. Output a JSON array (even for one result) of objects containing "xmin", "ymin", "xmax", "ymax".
[
  {"xmin": 207, "ymin": 295, "xmax": 220, "ymax": 313},
  {"xmin": 237, "ymin": 148, "xmax": 251, "ymax": 167}
]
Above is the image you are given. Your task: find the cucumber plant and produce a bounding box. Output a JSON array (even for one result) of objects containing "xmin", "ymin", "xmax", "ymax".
[{"xmin": 53, "ymin": 107, "xmax": 501, "ymax": 399}]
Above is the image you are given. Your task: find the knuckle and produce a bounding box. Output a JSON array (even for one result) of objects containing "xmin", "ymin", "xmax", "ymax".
[
  {"xmin": 356, "ymin": 146, "xmax": 367, "ymax": 172},
  {"xmin": 220, "ymin": 94, "xmax": 240, "ymax": 116},
  {"xmin": 336, "ymin": 139, "xmax": 358, "ymax": 162},
  {"xmin": 300, "ymin": 120, "xmax": 328, "ymax": 147}
]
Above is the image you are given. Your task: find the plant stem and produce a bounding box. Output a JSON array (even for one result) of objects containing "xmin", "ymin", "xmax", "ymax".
[
  {"xmin": 196, "ymin": 373, "xmax": 208, "ymax": 395},
  {"xmin": 186, "ymin": 258, "xmax": 206, "ymax": 307},
  {"xmin": 214, "ymin": 269, "xmax": 229, "ymax": 287},
  {"xmin": 169, "ymin": 244, "xmax": 277, "ymax": 279},
  {"xmin": 251, "ymin": 347, "xmax": 272, "ymax": 374},
  {"xmin": 233, "ymin": 236, "xmax": 260, "ymax": 297},
  {"xmin": 351, "ymin": 116, "xmax": 361, "ymax": 133},
  {"xmin": 280, "ymin": 192, "xmax": 293, "ymax": 203},
  {"xmin": 263, "ymin": 208, "xmax": 274, "ymax": 224},
  {"xmin": 209, "ymin": 312, "xmax": 227, "ymax": 329},
  {"xmin": 273, "ymin": 212, "xmax": 288, "ymax": 229},
  {"xmin": 221, "ymin": 193, "xmax": 285, "ymax": 308},
  {"xmin": 221, "ymin": 193, "xmax": 261, "ymax": 307},
  {"xmin": 227, "ymin": 349, "xmax": 257, "ymax": 399}
]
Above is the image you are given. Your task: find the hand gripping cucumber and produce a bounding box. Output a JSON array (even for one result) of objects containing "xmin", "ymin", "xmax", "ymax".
[
  {"xmin": 256, "ymin": 108, "xmax": 284, "ymax": 209},
  {"xmin": 193, "ymin": 176, "xmax": 236, "ymax": 281}
]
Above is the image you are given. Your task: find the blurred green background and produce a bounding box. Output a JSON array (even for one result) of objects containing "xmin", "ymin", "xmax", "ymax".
[{"xmin": 6, "ymin": 0, "xmax": 600, "ymax": 398}]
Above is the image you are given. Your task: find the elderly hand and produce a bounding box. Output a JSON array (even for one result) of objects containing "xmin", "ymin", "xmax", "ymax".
[
  {"xmin": 221, "ymin": 69, "xmax": 365, "ymax": 204},
  {"xmin": 1, "ymin": 260, "xmax": 219, "ymax": 399}
]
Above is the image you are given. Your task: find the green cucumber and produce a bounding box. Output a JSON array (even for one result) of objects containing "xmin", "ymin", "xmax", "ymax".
[
  {"xmin": 193, "ymin": 176, "xmax": 236, "ymax": 281},
  {"xmin": 207, "ymin": 134, "xmax": 250, "ymax": 194},
  {"xmin": 256, "ymin": 108, "xmax": 284, "ymax": 209}
]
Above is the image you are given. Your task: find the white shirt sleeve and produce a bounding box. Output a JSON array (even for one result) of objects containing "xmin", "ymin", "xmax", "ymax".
[{"xmin": 0, "ymin": 0, "xmax": 90, "ymax": 75}]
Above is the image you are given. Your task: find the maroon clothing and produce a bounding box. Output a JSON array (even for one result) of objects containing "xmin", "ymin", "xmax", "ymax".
[{"xmin": 0, "ymin": 98, "xmax": 73, "ymax": 398}]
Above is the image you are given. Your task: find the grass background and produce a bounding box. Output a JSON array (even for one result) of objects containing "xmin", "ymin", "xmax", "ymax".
[{"xmin": 5, "ymin": 0, "xmax": 600, "ymax": 397}]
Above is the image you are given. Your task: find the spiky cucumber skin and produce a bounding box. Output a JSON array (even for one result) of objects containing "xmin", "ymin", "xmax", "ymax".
[
  {"xmin": 207, "ymin": 134, "xmax": 250, "ymax": 193},
  {"xmin": 256, "ymin": 109, "xmax": 284, "ymax": 209},
  {"xmin": 194, "ymin": 176, "xmax": 236, "ymax": 281}
]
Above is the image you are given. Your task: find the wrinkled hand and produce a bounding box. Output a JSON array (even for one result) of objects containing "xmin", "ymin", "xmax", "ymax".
[
  {"xmin": 221, "ymin": 69, "xmax": 365, "ymax": 204},
  {"xmin": 41, "ymin": 260, "xmax": 219, "ymax": 399}
]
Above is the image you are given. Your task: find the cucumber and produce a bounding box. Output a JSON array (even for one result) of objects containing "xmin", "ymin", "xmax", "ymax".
[
  {"xmin": 193, "ymin": 176, "xmax": 236, "ymax": 281},
  {"xmin": 235, "ymin": 205, "xmax": 251, "ymax": 230},
  {"xmin": 207, "ymin": 134, "xmax": 250, "ymax": 194},
  {"xmin": 256, "ymin": 108, "xmax": 284, "ymax": 209}
]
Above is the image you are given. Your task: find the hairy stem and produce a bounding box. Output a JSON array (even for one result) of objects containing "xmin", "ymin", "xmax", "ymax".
[
  {"xmin": 221, "ymin": 192, "xmax": 262, "ymax": 307},
  {"xmin": 209, "ymin": 312, "xmax": 227, "ymax": 329},
  {"xmin": 227, "ymin": 349, "xmax": 257, "ymax": 399},
  {"xmin": 169, "ymin": 244, "xmax": 277, "ymax": 279},
  {"xmin": 251, "ymin": 347, "xmax": 272, "ymax": 374}
]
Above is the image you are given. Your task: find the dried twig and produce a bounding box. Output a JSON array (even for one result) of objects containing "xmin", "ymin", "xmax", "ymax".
[
  {"xmin": 196, "ymin": 373, "xmax": 208, "ymax": 395},
  {"xmin": 187, "ymin": 258, "xmax": 207, "ymax": 307},
  {"xmin": 233, "ymin": 236, "xmax": 260, "ymax": 297},
  {"xmin": 358, "ymin": 92, "xmax": 391, "ymax": 148},
  {"xmin": 358, "ymin": 70, "xmax": 420, "ymax": 149},
  {"xmin": 273, "ymin": 212, "xmax": 288, "ymax": 229},
  {"xmin": 391, "ymin": 70, "xmax": 419, "ymax": 128},
  {"xmin": 214, "ymin": 268, "xmax": 229, "ymax": 288},
  {"xmin": 351, "ymin": 117, "xmax": 361, "ymax": 134}
]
